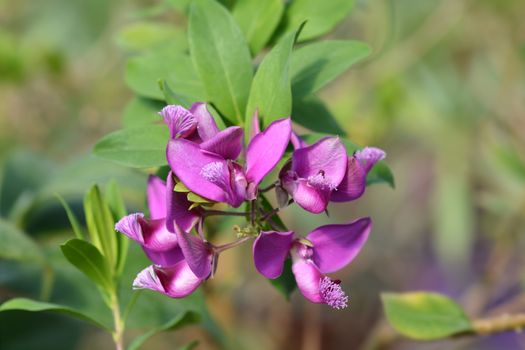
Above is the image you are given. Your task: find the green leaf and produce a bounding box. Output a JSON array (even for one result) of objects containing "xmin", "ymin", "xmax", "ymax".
[
  {"xmin": 233, "ymin": 0, "xmax": 284, "ymax": 54},
  {"xmin": 125, "ymin": 48, "xmax": 205, "ymax": 101},
  {"xmin": 159, "ymin": 79, "xmax": 192, "ymax": 109},
  {"xmin": 116, "ymin": 22, "xmax": 187, "ymax": 52},
  {"xmin": 381, "ymin": 292, "xmax": 473, "ymax": 340},
  {"xmin": 188, "ymin": 0, "xmax": 253, "ymax": 124},
  {"xmin": 268, "ymin": 258, "xmax": 296, "ymax": 300},
  {"xmin": 178, "ymin": 340, "xmax": 199, "ymax": 350},
  {"xmin": 105, "ymin": 180, "xmax": 129, "ymax": 277},
  {"xmin": 283, "ymin": 0, "xmax": 355, "ymax": 41},
  {"xmin": 187, "ymin": 192, "xmax": 214, "ymax": 205},
  {"xmin": 291, "ymin": 40, "xmax": 371, "ymax": 98},
  {"xmin": 84, "ymin": 185, "xmax": 118, "ymax": 269},
  {"xmin": 292, "ymin": 96, "xmax": 345, "ymax": 135},
  {"xmin": 0, "ymin": 218, "xmax": 44, "ymax": 263},
  {"xmin": 167, "ymin": 0, "xmax": 192, "ymax": 13},
  {"xmin": 60, "ymin": 239, "xmax": 114, "ymax": 293},
  {"xmin": 0, "ymin": 298, "xmax": 110, "ymax": 331},
  {"xmin": 127, "ymin": 311, "xmax": 200, "ymax": 350},
  {"xmin": 105, "ymin": 180, "xmax": 127, "ymax": 221},
  {"xmin": 93, "ymin": 125, "xmax": 169, "ymax": 168},
  {"xmin": 367, "ymin": 161, "xmax": 395, "ymax": 188},
  {"xmin": 258, "ymin": 194, "xmax": 287, "ymax": 230},
  {"xmin": 122, "ymin": 98, "xmax": 164, "ymax": 128},
  {"xmin": 0, "ymin": 150, "xmax": 54, "ymax": 218},
  {"xmin": 246, "ymin": 26, "xmax": 302, "ymax": 129},
  {"xmin": 55, "ymin": 194, "xmax": 85, "ymax": 240}
]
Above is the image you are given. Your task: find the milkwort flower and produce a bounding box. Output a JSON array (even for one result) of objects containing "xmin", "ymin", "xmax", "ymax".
[
  {"xmin": 116, "ymin": 102, "xmax": 386, "ymax": 308},
  {"xmin": 252, "ymin": 218, "xmax": 372, "ymax": 309},
  {"xmin": 115, "ymin": 172, "xmax": 205, "ymax": 298},
  {"xmin": 166, "ymin": 105, "xmax": 292, "ymax": 207},
  {"xmin": 280, "ymin": 135, "xmax": 385, "ymax": 213}
]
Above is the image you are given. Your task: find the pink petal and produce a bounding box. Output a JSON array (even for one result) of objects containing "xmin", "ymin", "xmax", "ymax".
[
  {"xmin": 291, "ymin": 258, "xmax": 323, "ymax": 303},
  {"xmin": 115, "ymin": 214, "xmax": 178, "ymax": 251},
  {"xmin": 143, "ymin": 247, "xmax": 184, "ymax": 267},
  {"xmin": 245, "ymin": 118, "xmax": 292, "ymax": 186},
  {"xmin": 282, "ymin": 177, "xmax": 330, "ymax": 214},
  {"xmin": 147, "ymin": 175, "xmax": 167, "ymax": 220},
  {"xmin": 167, "ymin": 138, "xmax": 229, "ymax": 203},
  {"xmin": 252, "ymin": 231, "xmax": 294, "ymax": 279},
  {"xmin": 173, "ymin": 223, "xmax": 213, "ymax": 279},
  {"xmin": 306, "ymin": 217, "xmax": 372, "ymax": 274},
  {"xmin": 330, "ymin": 157, "xmax": 366, "ymax": 202},
  {"xmin": 166, "ymin": 172, "xmax": 201, "ymax": 233},
  {"xmin": 290, "ymin": 131, "xmax": 307, "ymax": 150},
  {"xmin": 292, "ymin": 137, "xmax": 347, "ymax": 190},
  {"xmin": 355, "ymin": 147, "xmax": 386, "ymax": 173},
  {"xmin": 227, "ymin": 161, "xmax": 248, "ymax": 207},
  {"xmin": 133, "ymin": 261, "xmax": 202, "ymax": 298},
  {"xmin": 190, "ymin": 103, "xmax": 219, "ymax": 141},
  {"xmin": 115, "ymin": 214, "xmax": 183, "ymax": 266},
  {"xmin": 200, "ymin": 126, "xmax": 243, "ymax": 160},
  {"xmin": 160, "ymin": 105, "xmax": 198, "ymax": 139}
]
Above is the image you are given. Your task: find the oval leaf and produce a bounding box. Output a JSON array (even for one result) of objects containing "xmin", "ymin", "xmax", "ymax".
[
  {"xmin": 245, "ymin": 27, "xmax": 301, "ymax": 129},
  {"xmin": 0, "ymin": 218, "xmax": 44, "ymax": 263},
  {"xmin": 125, "ymin": 48, "xmax": 204, "ymax": 101},
  {"xmin": 283, "ymin": 0, "xmax": 355, "ymax": 41},
  {"xmin": 116, "ymin": 22, "xmax": 187, "ymax": 52},
  {"xmin": 93, "ymin": 125, "xmax": 169, "ymax": 168},
  {"xmin": 60, "ymin": 239, "xmax": 114, "ymax": 293},
  {"xmin": 292, "ymin": 96, "xmax": 345, "ymax": 135},
  {"xmin": 0, "ymin": 298, "xmax": 110, "ymax": 331},
  {"xmin": 233, "ymin": 0, "xmax": 284, "ymax": 54},
  {"xmin": 128, "ymin": 311, "xmax": 200, "ymax": 350},
  {"xmin": 188, "ymin": 0, "xmax": 253, "ymax": 124},
  {"xmin": 122, "ymin": 98, "xmax": 164, "ymax": 128},
  {"xmin": 291, "ymin": 40, "xmax": 371, "ymax": 98},
  {"xmin": 381, "ymin": 292, "xmax": 473, "ymax": 340}
]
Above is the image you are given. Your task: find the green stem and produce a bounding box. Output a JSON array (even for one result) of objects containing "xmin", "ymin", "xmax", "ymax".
[
  {"xmin": 214, "ymin": 236, "xmax": 253, "ymax": 253},
  {"xmin": 472, "ymin": 313, "xmax": 525, "ymax": 335},
  {"xmin": 203, "ymin": 209, "xmax": 249, "ymax": 217},
  {"xmin": 111, "ymin": 294, "xmax": 124, "ymax": 350}
]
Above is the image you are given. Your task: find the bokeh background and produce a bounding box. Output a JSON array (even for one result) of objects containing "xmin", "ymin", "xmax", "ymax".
[{"xmin": 1, "ymin": 0, "xmax": 524, "ymax": 349}]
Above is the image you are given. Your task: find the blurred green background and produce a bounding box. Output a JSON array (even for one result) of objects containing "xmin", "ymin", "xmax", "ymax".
[{"xmin": 1, "ymin": 0, "xmax": 524, "ymax": 349}]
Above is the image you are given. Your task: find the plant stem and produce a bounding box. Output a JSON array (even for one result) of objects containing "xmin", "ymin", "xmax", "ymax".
[
  {"xmin": 250, "ymin": 200, "xmax": 256, "ymax": 226},
  {"xmin": 472, "ymin": 313, "xmax": 525, "ymax": 335},
  {"xmin": 259, "ymin": 182, "xmax": 277, "ymax": 193},
  {"xmin": 111, "ymin": 295, "xmax": 124, "ymax": 350},
  {"xmin": 203, "ymin": 209, "xmax": 249, "ymax": 217},
  {"xmin": 214, "ymin": 236, "xmax": 253, "ymax": 253},
  {"xmin": 261, "ymin": 207, "xmax": 280, "ymax": 221}
]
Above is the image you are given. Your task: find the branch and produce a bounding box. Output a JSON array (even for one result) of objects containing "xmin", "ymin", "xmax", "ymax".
[
  {"xmin": 472, "ymin": 313, "xmax": 525, "ymax": 335},
  {"xmin": 203, "ymin": 209, "xmax": 249, "ymax": 217}
]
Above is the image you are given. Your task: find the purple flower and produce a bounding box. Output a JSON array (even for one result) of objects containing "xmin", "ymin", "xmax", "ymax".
[
  {"xmin": 330, "ymin": 147, "xmax": 386, "ymax": 202},
  {"xmin": 280, "ymin": 137, "xmax": 348, "ymax": 213},
  {"xmin": 252, "ymin": 218, "xmax": 372, "ymax": 309},
  {"xmin": 116, "ymin": 173, "xmax": 204, "ymax": 298},
  {"xmin": 160, "ymin": 103, "xmax": 220, "ymax": 142},
  {"xmin": 132, "ymin": 260, "xmax": 202, "ymax": 298},
  {"xmin": 167, "ymin": 116, "xmax": 292, "ymax": 207},
  {"xmin": 280, "ymin": 136, "xmax": 385, "ymax": 213},
  {"xmin": 172, "ymin": 223, "xmax": 214, "ymax": 280},
  {"xmin": 115, "ymin": 174, "xmax": 197, "ymax": 266}
]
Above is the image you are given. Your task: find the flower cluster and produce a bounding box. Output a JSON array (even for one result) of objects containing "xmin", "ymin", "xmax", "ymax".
[{"xmin": 115, "ymin": 103, "xmax": 385, "ymax": 309}]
